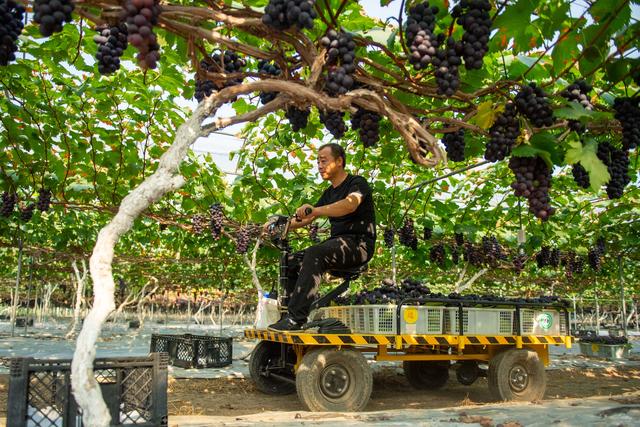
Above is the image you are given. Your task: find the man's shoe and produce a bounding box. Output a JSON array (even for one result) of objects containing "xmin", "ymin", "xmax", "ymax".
[{"xmin": 268, "ymin": 315, "xmax": 302, "ymax": 332}]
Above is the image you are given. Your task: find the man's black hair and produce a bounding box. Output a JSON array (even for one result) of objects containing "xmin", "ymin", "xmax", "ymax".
[{"xmin": 318, "ymin": 143, "xmax": 346, "ymax": 167}]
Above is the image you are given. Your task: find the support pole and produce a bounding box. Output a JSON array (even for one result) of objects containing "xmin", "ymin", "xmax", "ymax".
[
  {"xmin": 619, "ymin": 256, "xmax": 627, "ymax": 337},
  {"xmin": 187, "ymin": 292, "xmax": 191, "ymax": 330},
  {"xmin": 11, "ymin": 234, "xmax": 23, "ymax": 338},
  {"xmin": 391, "ymin": 244, "xmax": 397, "ymax": 284},
  {"xmin": 572, "ymin": 296, "xmax": 577, "ymax": 334},
  {"xmin": 594, "ymin": 281, "xmax": 600, "ymax": 334},
  {"xmin": 218, "ymin": 299, "xmax": 223, "ymax": 335},
  {"xmin": 24, "ymin": 256, "xmax": 33, "ymax": 335}
]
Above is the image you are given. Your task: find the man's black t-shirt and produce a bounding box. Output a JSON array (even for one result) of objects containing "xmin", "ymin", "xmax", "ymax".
[{"xmin": 315, "ymin": 174, "xmax": 376, "ymax": 242}]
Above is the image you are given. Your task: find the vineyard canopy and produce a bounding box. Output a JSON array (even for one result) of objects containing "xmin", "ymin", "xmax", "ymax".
[{"xmin": 0, "ymin": 0, "xmax": 638, "ymax": 299}]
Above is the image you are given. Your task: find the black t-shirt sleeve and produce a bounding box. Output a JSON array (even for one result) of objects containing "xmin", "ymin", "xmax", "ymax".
[{"xmin": 347, "ymin": 176, "xmax": 371, "ymax": 199}]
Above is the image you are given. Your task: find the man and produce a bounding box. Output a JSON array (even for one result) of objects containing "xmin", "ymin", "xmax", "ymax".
[{"xmin": 267, "ymin": 143, "xmax": 376, "ymax": 331}]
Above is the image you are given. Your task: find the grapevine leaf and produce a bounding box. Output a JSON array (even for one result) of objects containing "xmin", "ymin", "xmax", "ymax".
[
  {"xmin": 590, "ymin": 0, "xmax": 631, "ymax": 37},
  {"xmin": 604, "ymin": 59, "xmax": 630, "ymax": 84},
  {"xmin": 470, "ymin": 101, "xmax": 504, "ymax": 130},
  {"xmin": 554, "ymin": 100, "xmax": 595, "ymax": 120},
  {"xmin": 564, "ymin": 137, "xmax": 611, "ymax": 191},
  {"xmin": 551, "ymin": 27, "xmax": 579, "ymax": 75},
  {"xmin": 511, "ymin": 145, "xmax": 552, "ymax": 167},
  {"xmin": 386, "ymin": 28, "xmax": 398, "ymax": 50},
  {"xmin": 492, "ymin": 0, "xmax": 540, "ymax": 52},
  {"xmin": 553, "ymin": 102, "xmax": 613, "ymax": 123},
  {"xmin": 529, "ymin": 132, "xmax": 564, "ymax": 165}
]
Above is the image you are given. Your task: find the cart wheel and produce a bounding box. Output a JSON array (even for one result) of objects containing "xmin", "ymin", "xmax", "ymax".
[
  {"xmin": 296, "ymin": 347, "xmax": 372, "ymax": 412},
  {"xmin": 249, "ymin": 341, "xmax": 296, "ymax": 395},
  {"xmin": 488, "ymin": 348, "xmax": 546, "ymax": 401},
  {"xmin": 456, "ymin": 361, "xmax": 480, "ymax": 386},
  {"xmin": 403, "ymin": 360, "xmax": 449, "ymax": 389}
]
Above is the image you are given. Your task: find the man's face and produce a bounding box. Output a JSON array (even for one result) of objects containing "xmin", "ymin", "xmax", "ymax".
[{"xmin": 317, "ymin": 147, "xmax": 342, "ymax": 180}]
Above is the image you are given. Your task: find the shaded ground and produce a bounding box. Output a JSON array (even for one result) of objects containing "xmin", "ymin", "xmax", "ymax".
[{"xmin": 161, "ymin": 366, "xmax": 640, "ymax": 417}]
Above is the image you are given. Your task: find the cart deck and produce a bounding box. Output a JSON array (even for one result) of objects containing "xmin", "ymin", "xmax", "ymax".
[{"xmin": 245, "ymin": 329, "xmax": 572, "ymax": 349}]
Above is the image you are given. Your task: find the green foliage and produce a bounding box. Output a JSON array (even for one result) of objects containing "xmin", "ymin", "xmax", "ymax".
[{"xmin": 0, "ymin": 0, "xmax": 638, "ymax": 300}]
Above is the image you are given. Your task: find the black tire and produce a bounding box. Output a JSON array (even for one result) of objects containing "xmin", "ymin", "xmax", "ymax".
[
  {"xmin": 249, "ymin": 341, "xmax": 296, "ymax": 395},
  {"xmin": 488, "ymin": 348, "xmax": 546, "ymax": 401},
  {"xmin": 456, "ymin": 361, "xmax": 480, "ymax": 386},
  {"xmin": 296, "ymin": 347, "xmax": 372, "ymax": 412},
  {"xmin": 402, "ymin": 360, "xmax": 450, "ymax": 389}
]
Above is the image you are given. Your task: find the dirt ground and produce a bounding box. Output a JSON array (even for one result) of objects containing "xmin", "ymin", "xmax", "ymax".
[{"xmin": 1, "ymin": 366, "xmax": 639, "ymax": 418}]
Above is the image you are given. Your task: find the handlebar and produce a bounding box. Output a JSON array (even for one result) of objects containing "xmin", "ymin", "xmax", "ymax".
[
  {"xmin": 293, "ymin": 207, "xmax": 313, "ymax": 222},
  {"xmin": 267, "ymin": 207, "xmax": 314, "ymax": 247}
]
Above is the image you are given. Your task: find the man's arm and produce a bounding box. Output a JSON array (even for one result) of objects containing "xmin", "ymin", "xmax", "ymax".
[
  {"xmin": 291, "ymin": 192, "xmax": 362, "ymax": 228},
  {"xmin": 313, "ymin": 192, "xmax": 362, "ymax": 218}
]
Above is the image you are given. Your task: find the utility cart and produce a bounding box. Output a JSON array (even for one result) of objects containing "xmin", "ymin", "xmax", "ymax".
[
  {"xmin": 248, "ymin": 214, "xmax": 573, "ymax": 411},
  {"xmin": 245, "ymin": 298, "xmax": 572, "ymax": 411}
]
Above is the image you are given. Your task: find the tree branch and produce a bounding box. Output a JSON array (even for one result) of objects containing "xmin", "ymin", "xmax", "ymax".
[{"xmin": 198, "ymin": 80, "xmax": 445, "ymax": 166}]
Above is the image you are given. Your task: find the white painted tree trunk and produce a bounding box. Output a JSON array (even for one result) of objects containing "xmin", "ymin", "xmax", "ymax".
[
  {"xmin": 455, "ymin": 267, "xmax": 488, "ymax": 294},
  {"xmin": 66, "ymin": 260, "xmax": 88, "ymax": 340},
  {"xmin": 111, "ymin": 289, "xmax": 136, "ymax": 323},
  {"xmin": 243, "ymin": 238, "xmax": 262, "ymax": 293},
  {"xmin": 42, "ymin": 283, "xmax": 58, "ymax": 324},
  {"xmin": 136, "ymin": 279, "xmax": 159, "ymax": 329},
  {"xmin": 193, "ymin": 301, "xmax": 211, "ymax": 324},
  {"xmin": 34, "ymin": 289, "xmax": 40, "ymax": 324},
  {"xmin": 71, "ymin": 99, "xmax": 216, "ymax": 426}
]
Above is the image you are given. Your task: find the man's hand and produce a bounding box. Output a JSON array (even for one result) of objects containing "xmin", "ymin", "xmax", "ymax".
[{"xmin": 295, "ymin": 204, "xmax": 315, "ymax": 220}]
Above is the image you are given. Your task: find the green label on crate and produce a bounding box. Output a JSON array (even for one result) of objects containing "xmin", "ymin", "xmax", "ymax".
[{"xmin": 537, "ymin": 312, "xmax": 553, "ymax": 330}]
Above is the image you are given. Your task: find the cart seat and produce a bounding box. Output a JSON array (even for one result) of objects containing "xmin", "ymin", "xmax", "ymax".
[{"xmin": 311, "ymin": 264, "xmax": 368, "ymax": 312}]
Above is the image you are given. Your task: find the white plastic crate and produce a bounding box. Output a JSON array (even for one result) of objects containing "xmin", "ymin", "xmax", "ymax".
[
  {"xmin": 401, "ymin": 305, "xmax": 444, "ymax": 335},
  {"xmin": 320, "ymin": 305, "xmax": 444, "ymax": 335},
  {"xmin": 443, "ymin": 308, "xmax": 515, "ymax": 336},
  {"xmin": 520, "ymin": 309, "xmax": 564, "ymax": 336},
  {"xmin": 579, "ymin": 342, "xmax": 630, "ymax": 359}
]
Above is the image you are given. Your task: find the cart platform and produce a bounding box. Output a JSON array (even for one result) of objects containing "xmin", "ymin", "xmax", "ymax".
[{"xmin": 244, "ymin": 328, "xmax": 572, "ymax": 348}]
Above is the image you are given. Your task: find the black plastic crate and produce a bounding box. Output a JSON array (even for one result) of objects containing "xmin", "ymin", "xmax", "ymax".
[
  {"xmin": 14, "ymin": 317, "xmax": 34, "ymax": 327},
  {"xmin": 7, "ymin": 353, "xmax": 168, "ymax": 427},
  {"xmin": 150, "ymin": 333, "xmax": 232, "ymax": 368}
]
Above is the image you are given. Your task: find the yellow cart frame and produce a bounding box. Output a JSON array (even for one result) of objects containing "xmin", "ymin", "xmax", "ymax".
[
  {"xmin": 245, "ymin": 328, "xmax": 572, "ymax": 366},
  {"xmin": 244, "ymin": 326, "xmax": 573, "ymax": 411}
]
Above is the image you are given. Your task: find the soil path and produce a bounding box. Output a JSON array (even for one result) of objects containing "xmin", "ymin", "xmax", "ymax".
[
  {"xmin": 1, "ymin": 366, "xmax": 638, "ymax": 419},
  {"xmin": 164, "ymin": 365, "xmax": 640, "ymax": 417}
]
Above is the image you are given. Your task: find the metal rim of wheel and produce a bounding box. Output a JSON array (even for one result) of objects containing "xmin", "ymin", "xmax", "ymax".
[
  {"xmin": 319, "ymin": 363, "xmax": 351, "ymax": 399},
  {"xmin": 508, "ymin": 364, "xmax": 529, "ymax": 392}
]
